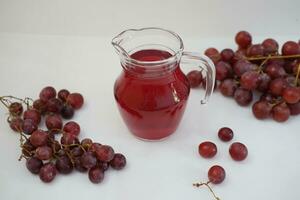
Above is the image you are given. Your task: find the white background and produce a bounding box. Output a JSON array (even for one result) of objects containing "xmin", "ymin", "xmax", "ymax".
[{"xmin": 0, "ymin": 0, "xmax": 299, "ymax": 199}]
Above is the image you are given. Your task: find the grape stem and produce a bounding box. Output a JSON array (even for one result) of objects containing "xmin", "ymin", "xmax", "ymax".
[
  {"xmin": 0, "ymin": 98, "xmax": 9, "ymax": 109},
  {"xmin": 257, "ymin": 55, "xmax": 271, "ymax": 73},
  {"xmin": 193, "ymin": 181, "xmax": 220, "ymax": 200},
  {"xmin": 246, "ymin": 54, "xmax": 300, "ymax": 61},
  {"xmin": 295, "ymin": 64, "xmax": 300, "ymax": 87},
  {"xmin": 0, "ymin": 96, "xmax": 33, "ymax": 109}
]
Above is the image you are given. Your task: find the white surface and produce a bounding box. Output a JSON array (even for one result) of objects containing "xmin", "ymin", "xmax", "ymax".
[{"xmin": 0, "ymin": 1, "xmax": 300, "ymax": 200}]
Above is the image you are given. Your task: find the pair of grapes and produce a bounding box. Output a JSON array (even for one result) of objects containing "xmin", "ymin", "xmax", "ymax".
[
  {"xmin": 194, "ymin": 127, "xmax": 248, "ymax": 199},
  {"xmin": 187, "ymin": 31, "xmax": 300, "ymax": 122},
  {"xmin": 2, "ymin": 86, "xmax": 126, "ymax": 183}
]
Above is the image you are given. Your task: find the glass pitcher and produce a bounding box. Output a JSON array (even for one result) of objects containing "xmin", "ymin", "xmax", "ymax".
[{"xmin": 112, "ymin": 27, "xmax": 215, "ymax": 141}]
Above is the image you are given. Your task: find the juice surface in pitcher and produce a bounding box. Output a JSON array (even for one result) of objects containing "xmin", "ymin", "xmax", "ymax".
[{"xmin": 114, "ymin": 49, "xmax": 190, "ymax": 140}]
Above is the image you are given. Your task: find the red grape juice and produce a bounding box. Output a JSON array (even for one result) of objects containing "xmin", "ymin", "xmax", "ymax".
[{"xmin": 114, "ymin": 49, "xmax": 190, "ymax": 140}]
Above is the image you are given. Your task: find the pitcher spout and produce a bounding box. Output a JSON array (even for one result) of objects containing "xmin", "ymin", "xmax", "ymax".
[{"xmin": 111, "ymin": 29, "xmax": 138, "ymax": 58}]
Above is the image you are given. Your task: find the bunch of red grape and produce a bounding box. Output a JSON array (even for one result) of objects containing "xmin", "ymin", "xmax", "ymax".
[
  {"xmin": 194, "ymin": 127, "xmax": 248, "ymax": 200},
  {"xmin": 1, "ymin": 86, "xmax": 126, "ymax": 183},
  {"xmin": 187, "ymin": 31, "xmax": 300, "ymax": 122}
]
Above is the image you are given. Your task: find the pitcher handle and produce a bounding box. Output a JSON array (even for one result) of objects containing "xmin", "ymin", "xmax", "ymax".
[{"xmin": 181, "ymin": 52, "xmax": 216, "ymax": 104}]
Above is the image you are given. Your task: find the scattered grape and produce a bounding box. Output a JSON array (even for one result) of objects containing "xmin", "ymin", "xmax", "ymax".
[
  {"xmin": 198, "ymin": 141, "xmax": 217, "ymax": 158},
  {"xmin": 229, "ymin": 142, "xmax": 248, "ymax": 161},
  {"xmin": 218, "ymin": 127, "xmax": 233, "ymax": 142},
  {"xmin": 208, "ymin": 165, "xmax": 226, "ymax": 184}
]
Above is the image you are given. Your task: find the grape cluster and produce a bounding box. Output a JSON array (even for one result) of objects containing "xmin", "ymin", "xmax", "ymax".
[
  {"xmin": 1, "ymin": 86, "xmax": 126, "ymax": 183},
  {"xmin": 187, "ymin": 31, "xmax": 300, "ymax": 122}
]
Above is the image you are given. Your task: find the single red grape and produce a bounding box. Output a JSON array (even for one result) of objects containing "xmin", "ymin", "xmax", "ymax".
[
  {"xmin": 265, "ymin": 63, "xmax": 286, "ymax": 79},
  {"xmin": 219, "ymin": 79, "xmax": 238, "ymax": 97},
  {"xmin": 22, "ymin": 119, "xmax": 38, "ymax": 135},
  {"xmin": 186, "ymin": 70, "xmax": 203, "ymax": 88},
  {"xmin": 208, "ymin": 165, "xmax": 226, "ymax": 184},
  {"xmin": 70, "ymin": 146, "xmax": 84, "ymax": 157},
  {"xmin": 262, "ymin": 38, "xmax": 279, "ymax": 55},
  {"xmin": 60, "ymin": 132, "xmax": 78, "ymax": 145},
  {"xmin": 109, "ymin": 153, "xmax": 126, "ymax": 170},
  {"xmin": 220, "ymin": 48, "xmax": 234, "ymax": 63},
  {"xmin": 287, "ymin": 102, "xmax": 300, "ymax": 115},
  {"xmin": 9, "ymin": 102, "xmax": 23, "ymax": 116},
  {"xmin": 216, "ymin": 61, "xmax": 232, "ymax": 81},
  {"xmin": 39, "ymin": 86, "xmax": 56, "ymax": 102},
  {"xmin": 36, "ymin": 146, "xmax": 53, "ymax": 160},
  {"xmin": 282, "ymin": 41, "xmax": 300, "ymax": 55},
  {"xmin": 233, "ymin": 60, "xmax": 257, "ymax": 77},
  {"xmin": 257, "ymin": 73, "xmax": 271, "ymax": 93},
  {"xmin": 198, "ymin": 141, "xmax": 217, "ymax": 158},
  {"xmin": 23, "ymin": 109, "xmax": 41, "ymax": 125},
  {"xmin": 95, "ymin": 145, "xmax": 115, "ymax": 162},
  {"xmin": 218, "ymin": 127, "xmax": 233, "ymax": 142},
  {"xmin": 74, "ymin": 156, "xmax": 87, "ymax": 172},
  {"xmin": 9, "ymin": 117, "xmax": 23, "ymax": 132},
  {"xmin": 30, "ymin": 129, "xmax": 48, "ymax": 147},
  {"xmin": 58, "ymin": 89, "xmax": 70, "ymax": 102},
  {"xmin": 56, "ymin": 155, "xmax": 73, "ymax": 174},
  {"xmin": 252, "ymin": 100, "xmax": 272, "ymax": 119},
  {"xmin": 240, "ymin": 71, "xmax": 261, "ymax": 90},
  {"xmin": 81, "ymin": 151, "xmax": 97, "ymax": 169},
  {"xmin": 234, "ymin": 88, "xmax": 253, "ymax": 106},
  {"xmin": 204, "ymin": 48, "xmax": 221, "ymax": 64},
  {"xmin": 39, "ymin": 163, "xmax": 57, "ymax": 183},
  {"xmin": 269, "ymin": 78, "xmax": 288, "ymax": 96},
  {"xmin": 282, "ymin": 87, "xmax": 300, "ymax": 104},
  {"xmin": 26, "ymin": 157, "xmax": 43, "ymax": 174},
  {"xmin": 229, "ymin": 142, "xmax": 248, "ymax": 161},
  {"xmin": 235, "ymin": 31, "xmax": 252, "ymax": 49},
  {"xmin": 60, "ymin": 104, "xmax": 74, "ymax": 119},
  {"xmin": 89, "ymin": 166, "xmax": 104, "ymax": 184},
  {"xmin": 272, "ymin": 103, "xmax": 291, "ymax": 122},
  {"xmin": 246, "ymin": 44, "xmax": 264, "ymax": 57},
  {"xmin": 46, "ymin": 98, "xmax": 63, "ymax": 113},
  {"xmin": 33, "ymin": 99, "xmax": 47, "ymax": 114},
  {"xmin": 67, "ymin": 93, "xmax": 84, "ymax": 109},
  {"xmin": 63, "ymin": 121, "xmax": 80, "ymax": 136},
  {"xmin": 45, "ymin": 114, "xmax": 63, "ymax": 131}
]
